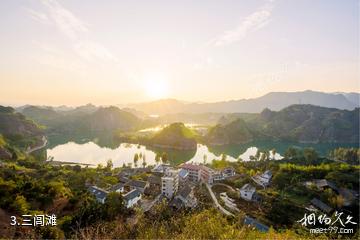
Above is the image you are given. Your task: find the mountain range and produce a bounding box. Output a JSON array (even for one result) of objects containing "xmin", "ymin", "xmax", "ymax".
[
  {"xmin": 205, "ymin": 104, "xmax": 360, "ymax": 145},
  {"xmin": 128, "ymin": 90, "xmax": 360, "ymax": 115}
]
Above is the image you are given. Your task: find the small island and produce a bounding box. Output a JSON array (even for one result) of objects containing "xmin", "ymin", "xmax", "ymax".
[{"xmin": 151, "ymin": 122, "xmax": 197, "ymax": 150}]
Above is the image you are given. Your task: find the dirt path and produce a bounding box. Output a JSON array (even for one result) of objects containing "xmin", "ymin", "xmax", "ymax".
[
  {"xmin": 26, "ymin": 136, "xmax": 47, "ymax": 154},
  {"xmin": 205, "ymin": 184, "xmax": 234, "ymax": 217}
]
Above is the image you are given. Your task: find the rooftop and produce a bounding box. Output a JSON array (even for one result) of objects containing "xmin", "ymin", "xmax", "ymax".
[
  {"xmin": 310, "ymin": 198, "xmax": 332, "ymax": 213},
  {"xmin": 123, "ymin": 189, "xmax": 141, "ymax": 201},
  {"xmin": 110, "ymin": 183, "xmax": 125, "ymax": 192},
  {"xmin": 88, "ymin": 186, "xmax": 109, "ymax": 200},
  {"xmin": 241, "ymin": 183, "xmax": 256, "ymax": 192},
  {"xmin": 244, "ymin": 216, "xmax": 269, "ymax": 232},
  {"xmin": 180, "ymin": 163, "xmax": 203, "ymax": 171},
  {"xmin": 126, "ymin": 179, "xmax": 148, "ymax": 188}
]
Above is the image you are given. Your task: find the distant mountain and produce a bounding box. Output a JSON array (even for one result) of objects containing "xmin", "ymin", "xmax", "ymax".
[
  {"xmin": 20, "ymin": 105, "xmax": 142, "ymax": 137},
  {"xmin": 341, "ymin": 92, "xmax": 360, "ymax": 106},
  {"xmin": 206, "ymin": 118, "xmax": 254, "ymax": 145},
  {"xmin": 129, "ymin": 90, "xmax": 359, "ymax": 115},
  {"xmin": 205, "ymin": 105, "xmax": 359, "ymax": 145},
  {"xmin": 151, "ymin": 122, "xmax": 197, "ymax": 150},
  {"xmin": 0, "ymin": 106, "xmax": 43, "ymax": 149}
]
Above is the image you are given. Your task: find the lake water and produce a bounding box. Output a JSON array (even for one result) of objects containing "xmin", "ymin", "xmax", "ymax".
[{"xmin": 46, "ymin": 140, "xmax": 357, "ymax": 168}]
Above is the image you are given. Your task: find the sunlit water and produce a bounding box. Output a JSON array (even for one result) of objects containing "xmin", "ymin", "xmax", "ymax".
[
  {"xmin": 46, "ymin": 139, "xmax": 357, "ymax": 168},
  {"xmin": 46, "ymin": 142, "xmax": 283, "ymax": 167}
]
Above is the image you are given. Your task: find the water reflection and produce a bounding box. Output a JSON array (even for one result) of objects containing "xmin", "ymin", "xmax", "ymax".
[{"xmin": 46, "ymin": 140, "xmax": 358, "ymax": 168}]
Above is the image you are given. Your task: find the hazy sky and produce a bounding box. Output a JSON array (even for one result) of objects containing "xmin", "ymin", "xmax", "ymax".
[{"xmin": 0, "ymin": 0, "xmax": 359, "ymax": 106}]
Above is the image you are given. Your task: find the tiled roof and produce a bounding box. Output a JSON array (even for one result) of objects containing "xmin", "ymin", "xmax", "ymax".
[
  {"xmin": 88, "ymin": 186, "xmax": 108, "ymax": 200},
  {"xmin": 126, "ymin": 179, "xmax": 148, "ymax": 188},
  {"xmin": 241, "ymin": 183, "xmax": 256, "ymax": 192},
  {"xmin": 181, "ymin": 163, "xmax": 202, "ymax": 171},
  {"xmin": 110, "ymin": 183, "xmax": 125, "ymax": 192},
  {"xmin": 244, "ymin": 216, "xmax": 269, "ymax": 232},
  {"xmin": 123, "ymin": 189, "xmax": 141, "ymax": 201},
  {"xmin": 310, "ymin": 198, "xmax": 332, "ymax": 213}
]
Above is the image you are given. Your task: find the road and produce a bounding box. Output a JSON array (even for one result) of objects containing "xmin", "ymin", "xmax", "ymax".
[
  {"xmin": 26, "ymin": 136, "xmax": 47, "ymax": 154},
  {"xmin": 141, "ymin": 194, "xmax": 162, "ymax": 212},
  {"xmin": 205, "ymin": 183, "xmax": 234, "ymax": 217},
  {"xmin": 212, "ymin": 183, "xmax": 236, "ymax": 192}
]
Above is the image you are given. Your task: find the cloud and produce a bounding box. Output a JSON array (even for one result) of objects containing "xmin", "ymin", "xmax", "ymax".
[
  {"xmin": 28, "ymin": 0, "xmax": 117, "ymax": 63},
  {"xmin": 25, "ymin": 8, "xmax": 49, "ymax": 24},
  {"xmin": 210, "ymin": 1, "xmax": 275, "ymax": 47}
]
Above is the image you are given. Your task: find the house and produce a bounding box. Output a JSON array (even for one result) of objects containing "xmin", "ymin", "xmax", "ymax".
[
  {"xmin": 174, "ymin": 185, "xmax": 197, "ymax": 209},
  {"xmin": 118, "ymin": 176, "xmax": 130, "ymax": 184},
  {"xmin": 310, "ymin": 198, "xmax": 333, "ymax": 214},
  {"xmin": 239, "ymin": 183, "xmax": 256, "ymax": 201},
  {"xmin": 152, "ymin": 164, "xmax": 171, "ymax": 173},
  {"xmin": 181, "ymin": 163, "xmax": 203, "ymax": 182},
  {"xmin": 125, "ymin": 180, "xmax": 149, "ymax": 193},
  {"xmin": 221, "ymin": 167, "xmax": 236, "ymax": 178},
  {"xmin": 110, "ymin": 183, "xmax": 125, "ymax": 193},
  {"xmin": 88, "ymin": 186, "xmax": 108, "ymax": 204},
  {"xmin": 244, "ymin": 216, "xmax": 269, "ymax": 232},
  {"xmin": 252, "ymin": 170, "xmax": 272, "ymax": 188},
  {"xmin": 305, "ymin": 179, "xmax": 338, "ymax": 192},
  {"xmin": 123, "ymin": 189, "xmax": 142, "ymax": 208},
  {"xmin": 119, "ymin": 168, "xmax": 136, "ymax": 178},
  {"xmin": 162, "ymin": 169, "xmax": 179, "ymax": 198}
]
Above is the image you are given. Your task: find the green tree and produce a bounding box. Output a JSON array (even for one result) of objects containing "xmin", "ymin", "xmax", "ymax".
[
  {"xmin": 155, "ymin": 153, "xmax": 161, "ymax": 164},
  {"xmin": 106, "ymin": 159, "xmax": 113, "ymax": 171},
  {"xmin": 161, "ymin": 152, "xmax": 169, "ymax": 164},
  {"xmin": 284, "ymin": 147, "xmax": 298, "ymax": 159},
  {"xmin": 255, "ymin": 149, "xmax": 261, "ymax": 160},
  {"xmin": 11, "ymin": 195, "xmax": 29, "ymax": 214},
  {"xmin": 271, "ymin": 148, "xmax": 276, "ymax": 160},
  {"xmin": 104, "ymin": 192, "xmax": 126, "ymax": 219},
  {"xmin": 134, "ymin": 153, "xmax": 139, "ymax": 167},
  {"xmin": 303, "ymin": 148, "xmax": 318, "ymax": 164}
]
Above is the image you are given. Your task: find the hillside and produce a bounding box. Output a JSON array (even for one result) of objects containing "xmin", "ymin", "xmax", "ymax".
[
  {"xmin": 129, "ymin": 90, "xmax": 359, "ymax": 114},
  {"xmin": 205, "ymin": 105, "xmax": 360, "ymax": 145},
  {"xmin": 0, "ymin": 106, "xmax": 43, "ymax": 150},
  {"xmin": 151, "ymin": 122, "xmax": 197, "ymax": 150},
  {"xmin": 20, "ymin": 105, "xmax": 142, "ymax": 137},
  {"xmin": 206, "ymin": 119, "xmax": 254, "ymax": 145}
]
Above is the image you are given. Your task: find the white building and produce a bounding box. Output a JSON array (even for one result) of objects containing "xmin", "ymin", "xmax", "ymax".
[
  {"xmin": 252, "ymin": 170, "xmax": 272, "ymax": 188},
  {"xmin": 180, "ymin": 163, "xmax": 202, "ymax": 182},
  {"xmin": 123, "ymin": 189, "xmax": 142, "ymax": 208},
  {"xmin": 161, "ymin": 169, "xmax": 179, "ymax": 198},
  {"xmin": 239, "ymin": 183, "xmax": 256, "ymax": 201},
  {"xmin": 88, "ymin": 186, "xmax": 109, "ymax": 204},
  {"xmin": 110, "ymin": 183, "xmax": 125, "ymax": 193}
]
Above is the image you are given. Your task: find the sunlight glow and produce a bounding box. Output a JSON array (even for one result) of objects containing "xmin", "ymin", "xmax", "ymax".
[{"xmin": 143, "ymin": 73, "xmax": 169, "ymax": 99}]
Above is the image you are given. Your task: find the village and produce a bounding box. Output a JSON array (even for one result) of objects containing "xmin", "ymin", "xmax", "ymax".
[{"xmin": 87, "ymin": 159, "xmax": 359, "ymax": 232}]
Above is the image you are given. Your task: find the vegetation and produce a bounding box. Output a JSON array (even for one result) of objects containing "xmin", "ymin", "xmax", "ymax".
[
  {"xmin": 205, "ymin": 105, "xmax": 359, "ymax": 145},
  {"xmin": 151, "ymin": 122, "xmax": 198, "ymax": 150},
  {"xmin": 329, "ymin": 147, "xmax": 360, "ymax": 164}
]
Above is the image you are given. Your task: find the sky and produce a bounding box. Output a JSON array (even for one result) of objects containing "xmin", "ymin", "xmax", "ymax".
[{"xmin": 0, "ymin": 0, "xmax": 359, "ymax": 106}]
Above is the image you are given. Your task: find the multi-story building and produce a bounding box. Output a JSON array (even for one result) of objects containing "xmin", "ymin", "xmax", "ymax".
[
  {"xmin": 180, "ymin": 163, "xmax": 202, "ymax": 182},
  {"xmin": 161, "ymin": 169, "xmax": 179, "ymax": 198}
]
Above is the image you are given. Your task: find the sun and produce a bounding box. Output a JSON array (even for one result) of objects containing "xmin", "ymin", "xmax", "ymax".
[{"xmin": 143, "ymin": 73, "xmax": 169, "ymax": 99}]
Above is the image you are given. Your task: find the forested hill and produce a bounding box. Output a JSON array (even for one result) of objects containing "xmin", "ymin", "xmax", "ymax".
[
  {"xmin": 20, "ymin": 105, "xmax": 142, "ymax": 136},
  {"xmin": 0, "ymin": 106, "xmax": 43, "ymax": 150},
  {"xmin": 206, "ymin": 105, "xmax": 360, "ymax": 145},
  {"xmin": 151, "ymin": 122, "xmax": 197, "ymax": 150}
]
